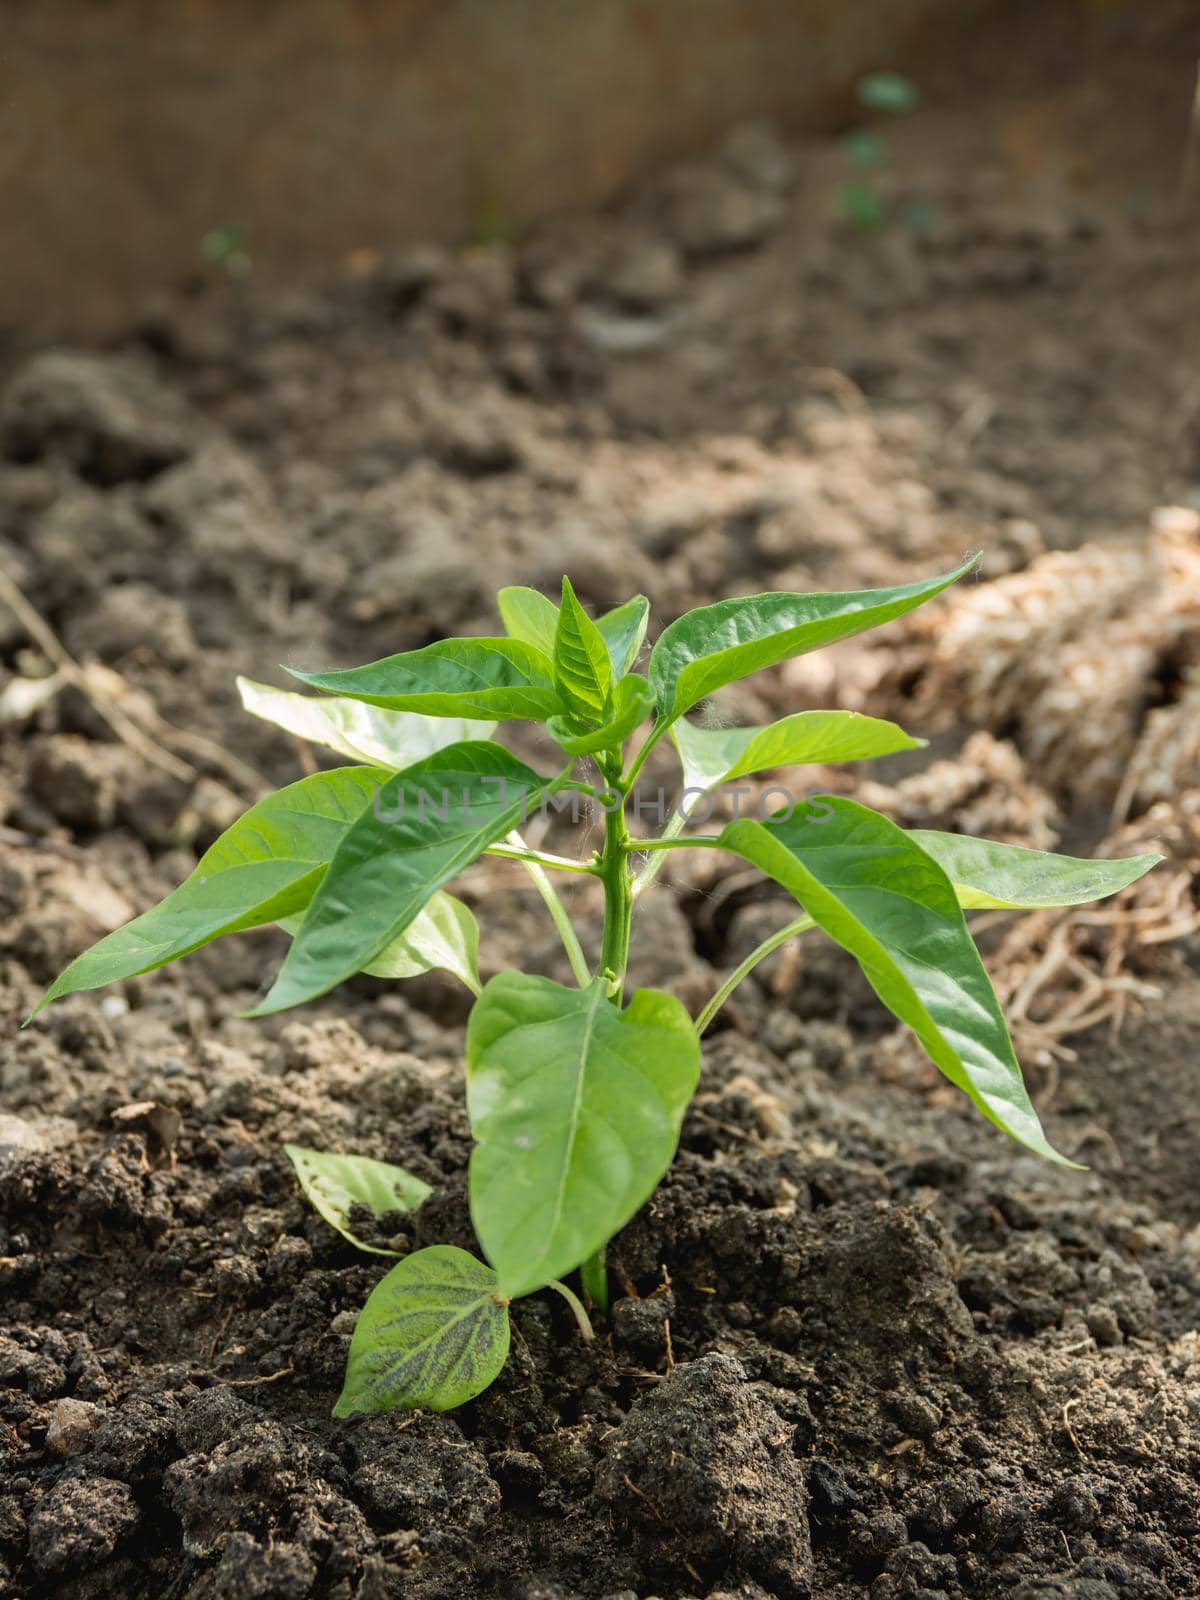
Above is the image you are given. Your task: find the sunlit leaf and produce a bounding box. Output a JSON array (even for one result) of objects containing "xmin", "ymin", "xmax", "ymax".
[
  {"xmin": 497, "ymin": 586, "xmax": 559, "ymax": 657},
  {"xmin": 466, "ymin": 974, "xmax": 701, "ymax": 1298},
  {"xmin": 237, "ymin": 677, "xmax": 493, "ymax": 769},
  {"xmin": 671, "ymin": 709, "xmax": 924, "ymax": 793},
  {"xmin": 288, "ymin": 638, "xmax": 560, "ymax": 721},
  {"xmin": 333, "ymin": 1246, "xmax": 510, "ymax": 1415},
  {"xmin": 285, "ymin": 1144, "xmax": 433, "ymax": 1256},
  {"xmin": 719, "ymin": 797, "xmax": 1072, "ymax": 1164},
  {"xmin": 248, "ymin": 744, "xmax": 549, "ymax": 1016},
  {"xmin": 30, "ymin": 768, "xmax": 384, "ymax": 1019},
  {"xmin": 548, "ymin": 674, "xmax": 655, "ymax": 757},
  {"xmin": 648, "ymin": 558, "xmax": 976, "ymax": 720},
  {"xmin": 553, "ymin": 577, "xmax": 612, "ymax": 723},
  {"xmin": 363, "ymin": 891, "xmax": 482, "ymax": 993},
  {"xmin": 596, "ymin": 595, "xmax": 650, "ymax": 678},
  {"xmin": 279, "ymin": 889, "xmax": 481, "ymax": 993},
  {"xmin": 908, "ymin": 831, "xmax": 1162, "ymax": 912}
]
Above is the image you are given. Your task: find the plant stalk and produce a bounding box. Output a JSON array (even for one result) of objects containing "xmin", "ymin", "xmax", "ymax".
[
  {"xmin": 693, "ymin": 912, "xmax": 816, "ymax": 1035},
  {"xmin": 579, "ymin": 1247, "xmax": 609, "ymax": 1314},
  {"xmin": 508, "ymin": 831, "xmax": 592, "ymax": 989},
  {"xmin": 598, "ymin": 787, "xmax": 633, "ymax": 998}
]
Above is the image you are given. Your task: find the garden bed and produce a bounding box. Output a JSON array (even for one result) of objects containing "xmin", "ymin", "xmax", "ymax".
[{"xmin": 3, "ymin": 7, "xmax": 1200, "ymax": 1596}]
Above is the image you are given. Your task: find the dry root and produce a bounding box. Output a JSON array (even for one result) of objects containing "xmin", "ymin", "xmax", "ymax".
[
  {"xmin": 848, "ymin": 514, "xmax": 1200, "ymax": 1056},
  {"xmin": 876, "ymin": 513, "xmax": 1200, "ymax": 808}
]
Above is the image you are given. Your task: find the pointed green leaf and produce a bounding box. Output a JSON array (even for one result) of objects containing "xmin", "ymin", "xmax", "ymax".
[
  {"xmin": 287, "ymin": 638, "xmax": 560, "ymax": 721},
  {"xmin": 648, "ymin": 557, "xmax": 977, "ymax": 720},
  {"xmin": 596, "ymin": 595, "xmax": 650, "ymax": 679},
  {"xmin": 718, "ymin": 798, "xmax": 1072, "ymax": 1164},
  {"xmin": 672, "ymin": 710, "xmax": 925, "ymax": 793},
  {"xmin": 249, "ymin": 743, "xmax": 549, "ymax": 1016},
  {"xmin": 466, "ymin": 974, "xmax": 701, "ymax": 1298},
  {"xmin": 280, "ymin": 889, "xmax": 482, "ymax": 993},
  {"xmin": 237, "ymin": 677, "xmax": 494, "ymax": 769},
  {"xmin": 29, "ymin": 768, "xmax": 384, "ymax": 1019},
  {"xmin": 547, "ymin": 673, "xmax": 655, "ymax": 757},
  {"xmin": 333, "ymin": 1246, "xmax": 510, "ymax": 1416},
  {"xmin": 285, "ymin": 1144, "xmax": 433, "ymax": 1256},
  {"xmin": 497, "ymin": 586, "xmax": 559, "ymax": 657},
  {"xmin": 908, "ymin": 831, "xmax": 1162, "ymax": 912},
  {"xmin": 553, "ymin": 578, "xmax": 612, "ymax": 723},
  {"xmin": 363, "ymin": 891, "xmax": 482, "ymax": 992}
]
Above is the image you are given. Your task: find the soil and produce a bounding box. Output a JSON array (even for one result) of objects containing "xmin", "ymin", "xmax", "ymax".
[{"xmin": 5, "ymin": 6, "xmax": 1200, "ymax": 1597}]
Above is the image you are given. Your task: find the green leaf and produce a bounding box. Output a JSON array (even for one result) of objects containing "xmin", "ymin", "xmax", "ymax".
[
  {"xmin": 596, "ymin": 595, "xmax": 650, "ymax": 678},
  {"xmin": 363, "ymin": 891, "xmax": 482, "ymax": 993},
  {"xmin": 548, "ymin": 674, "xmax": 655, "ymax": 757},
  {"xmin": 285, "ymin": 1144, "xmax": 433, "ymax": 1256},
  {"xmin": 29, "ymin": 768, "xmax": 384, "ymax": 1019},
  {"xmin": 497, "ymin": 586, "xmax": 559, "ymax": 657},
  {"xmin": 843, "ymin": 128, "xmax": 886, "ymax": 168},
  {"xmin": 287, "ymin": 638, "xmax": 560, "ymax": 721},
  {"xmin": 237, "ymin": 677, "xmax": 494, "ymax": 769},
  {"xmin": 648, "ymin": 558, "xmax": 976, "ymax": 721},
  {"xmin": 248, "ymin": 743, "xmax": 549, "ymax": 1016},
  {"xmin": 907, "ymin": 831, "xmax": 1162, "ymax": 912},
  {"xmin": 672, "ymin": 710, "xmax": 925, "ymax": 793},
  {"xmin": 279, "ymin": 889, "xmax": 482, "ymax": 993},
  {"xmin": 718, "ymin": 798, "xmax": 1072, "ymax": 1164},
  {"xmin": 333, "ymin": 1246, "xmax": 510, "ymax": 1416},
  {"xmin": 838, "ymin": 183, "xmax": 887, "ymax": 231},
  {"xmin": 857, "ymin": 71, "xmax": 919, "ymax": 113},
  {"xmin": 466, "ymin": 974, "xmax": 701, "ymax": 1298},
  {"xmin": 553, "ymin": 578, "xmax": 612, "ymax": 723}
]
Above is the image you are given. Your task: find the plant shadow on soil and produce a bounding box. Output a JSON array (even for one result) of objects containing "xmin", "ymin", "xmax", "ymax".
[{"xmin": 5, "ymin": 4, "xmax": 1200, "ymax": 1596}]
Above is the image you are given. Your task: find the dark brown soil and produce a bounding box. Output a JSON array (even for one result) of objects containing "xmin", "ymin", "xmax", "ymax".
[{"xmin": 4, "ymin": 7, "xmax": 1200, "ymax": 1597}]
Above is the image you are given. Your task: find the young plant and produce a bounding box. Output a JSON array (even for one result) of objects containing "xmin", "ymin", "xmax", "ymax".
[
  {"xmin": 837, "ymin": 71, "xmax": 931, "ymax": 234},
  {"xmin": 29, "ymin": 562, "xmax": 1159, "ymax": 1414}
]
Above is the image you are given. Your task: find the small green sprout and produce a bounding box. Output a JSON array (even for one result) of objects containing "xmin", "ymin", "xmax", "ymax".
[
  {"xmin": 202, "ymin": 222, "xmax": 253, "ymax": 280},
  {"xmin": 30, "ymin": 564, "xmax": 1160, "ymax": 1414},
  {"xmin": 837, "ymin": 71, "xmax": 928, "ymax": 234}
]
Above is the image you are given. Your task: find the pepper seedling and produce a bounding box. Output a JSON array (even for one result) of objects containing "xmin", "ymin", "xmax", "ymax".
[{"xmin": 30, "ymin": 561, "xmax": 1160, "ymax": 1414}]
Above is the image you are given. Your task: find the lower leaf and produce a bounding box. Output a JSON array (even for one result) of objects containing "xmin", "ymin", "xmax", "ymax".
[
  {"xmin": 465, "ymin": 974, "xmax": 701, "ymax": 1298},
  {"xmin": 285, "ymin": 1146, "xmax": 432, "ymax": 1257},
  {"xmin": 334, "ymin": 1246, "xmax": 510, "ymax": 1416}
]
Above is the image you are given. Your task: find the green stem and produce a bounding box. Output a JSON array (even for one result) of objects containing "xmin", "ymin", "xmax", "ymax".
[
  {"xmin": 580, "ymin": 1247, "xmax": 609, "ymax": 1314},
  {"xmin": 630, "ymin": 796, "xmax": 711, "ymax": 897},
  {"xmin": 486, "ymin": 842, "xmax": 596, "ymax": 874},
  {"xmin": 693, "ymin": 913, "xmax": 816, "ymax": 1036},
  {"xmin": 508, "ymin": 830, "xmax": 592, "ymax": 989},
  {"xmin": 631, "ymin": 835, "xmax": 723, "ymax": 853},
  {"xmin": 623, "ymin": 715, "xmax": 671, "ymax": 791},
  {"xmin": 548, "ymin": 1278, "xmax": 595, "ymax": 1341},
  {"xmin": 598, "ymin": 780, "xmax": 633, "ymax": 1000}
]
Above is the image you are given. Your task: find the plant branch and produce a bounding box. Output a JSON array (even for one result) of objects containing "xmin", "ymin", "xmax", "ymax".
[
  {"xmin": 622, "ymin": 715, "xmax": 671, "ymax": 790},
  {"xmin": 628, "ymin": 834, "xmax": 724, "ymax": 853},
  {"xmin": 693, "ymin": 913, "xmax": 816, "ymax": 1036},
  {"xmin": 507, "ymin": 830, "xmax": 592, "ymax": 988},
  {"xmin": 631, "ymin": 798, "xmax": 709, "ymax": 896},
  {"xmin": 485, "ymin": 843, "xmax": 596, "ymax": 874}
]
